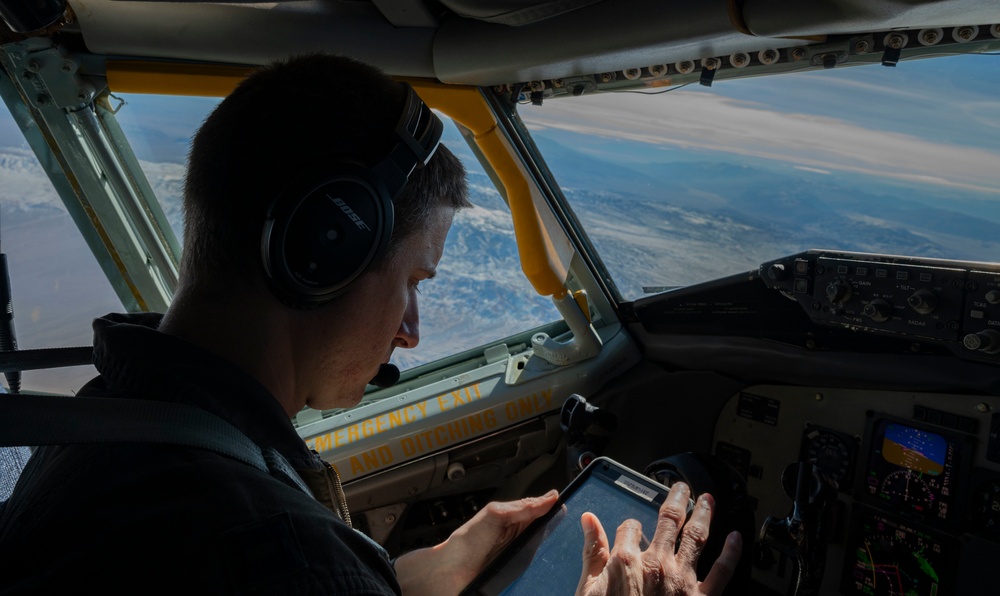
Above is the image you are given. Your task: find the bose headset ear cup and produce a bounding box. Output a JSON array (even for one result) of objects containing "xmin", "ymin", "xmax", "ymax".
[
  {"xmin": 262, "ymin": 165, "xmax": 393, "ymax": 308},
  {"xmin": 260, "ymin": 83, "xmax": 442, "ymax": 309}
]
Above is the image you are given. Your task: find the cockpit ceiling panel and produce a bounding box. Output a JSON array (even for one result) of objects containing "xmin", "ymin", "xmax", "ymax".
[
  {"xmin": 435, "ymin": 0, "xmax": 602, "ymax": 26},
  {"xmin": 68, "ymin": 0, "xmax": 438, "ymax": 77},
  {"xmin": 743, "ymin": 0, "xmax": 1000, "ymax": 37},
  {"xmin": 433, "ymin": 3, "xmax": 806, "ymax": 86},
  {"xmin": 67, "ymin": 0, "xmax": 1000, "ymax": 87}
]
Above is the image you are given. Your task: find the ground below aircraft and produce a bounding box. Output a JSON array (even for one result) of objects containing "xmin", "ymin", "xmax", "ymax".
[{"xmin": 2, "ymin": 1, "xmax": 999, "ymax": 594}]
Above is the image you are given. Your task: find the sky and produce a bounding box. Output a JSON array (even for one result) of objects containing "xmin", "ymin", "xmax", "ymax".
[{"xmin": 519, "ymin": 54, "xmax": 1000, "ymax": 197}]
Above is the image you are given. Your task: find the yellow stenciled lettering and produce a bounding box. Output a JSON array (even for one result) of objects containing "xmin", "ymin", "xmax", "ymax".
[
  {"xmin": 446, "ymin": 420, "xmax": 463, "ymax": 442},
  {"xmin": 484, "ymin": 409, "xmax": 497, "ymax": 427},
  {"xmin": 469, "ymin": 413, "xmax": 484, "ymax": 433},
  {"xmin": 415, "ymin": 402, "xmax": 428, "ymax": 418},
  {"xmin": 333, "ymin": 428, "xmax": 346, "ymax": 448},
  {"xmin": 504, "ymin": 401, "xmax": 518, "ymax": 421},
  {"xmin": 419, "ymin": 430, "xmax": 434, "ymax": 450},
  {"xmin": 434, "ymin": 425, "xmax": 448, "ymax": 446},
  {"xmin": 389, "ymin": 410, "xmax": 403, "ymax": 428},
  {"xmin": 356, "ymin": 446, "xmax": 394, "ymax": 474},
  {"xmin": 361, "ymin": 420, "xmax": 375, "ymax": 438},
  {"xmin": 347, "ymin": 424, "xmax": 360, "ymax": 443},
  {"xmin": 437, "ymin": 394, "xmax": 452, "ymax": 412},
  {"xmin": 350, "ymin": 456, "xmax": 364, "ymax": 475},
  {"xmin": 503, "ymin": 390, "xmax": 555, "ymax": 422},
  {"xmin": 313, "ymin": 434, "xmax": 333, "ymax": 452},
  {"xmin": 377, "ymin": 445, "xmax": 393, "ymax": 465}
]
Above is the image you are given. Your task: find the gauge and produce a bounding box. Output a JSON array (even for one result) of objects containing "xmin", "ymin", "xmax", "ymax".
[
  {"xmin": 880, "ymin": 469, "xmax": 934, "ymax": 512},
  {"xmin": 861, "ymin": 415, "xmax": 971, "ymax": 527},
  {"xmin": 842, "ymin": 508, "xmax": 954, "ymax": 596},
  {"xmin": 800, "ymin": 426, "xmax": 857, "ymax": 491}
]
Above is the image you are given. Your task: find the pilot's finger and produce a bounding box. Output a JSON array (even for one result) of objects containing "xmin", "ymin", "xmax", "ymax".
[
  {"xmin": 647, "ymin": 481, "xmax": 691, "ymax": 558},
  {"xmin": 577, "ymin": 512, "xmax": 610, "ymax": 589},
  {"xmin": 674, "ymin": 493, "xmax": 714, "ymax": 571},
  {"xmin": 698, "ymin": 531, "xmax": 743, "ymax": 596},
  {"xmin": 605, "ymin": 519, "xmax": 644, "ymax": 592},
  {"xmin": 482, "ymin": 489, "xmax": 559, "ymax": 525}
]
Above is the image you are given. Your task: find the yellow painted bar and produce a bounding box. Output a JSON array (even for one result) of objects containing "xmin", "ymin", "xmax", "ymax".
[
  {"xmin": 106, "ymin": 61, "xmax": 253, "ymax": 97},
  {"xmin": 105, "ymin": 62, "xmax": 568, "ymax": 296},
  {"xmin": 409, "ymin": 81, "xmax": 568, "ymax": 297}
]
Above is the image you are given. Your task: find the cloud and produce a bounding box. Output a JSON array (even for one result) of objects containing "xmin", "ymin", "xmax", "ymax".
[
  {"xmin": 520, "ymin": 87, "xmax": 1000, "ymax": 195},
  {"xmin": 794, "ymin": 166, "xmax": 831, "ymax": 174}
]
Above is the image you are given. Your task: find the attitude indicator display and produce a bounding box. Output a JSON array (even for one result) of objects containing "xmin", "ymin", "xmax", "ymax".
[{"xmin": 861, "ymin": 416, "xmax": 970, "ymax": 526}]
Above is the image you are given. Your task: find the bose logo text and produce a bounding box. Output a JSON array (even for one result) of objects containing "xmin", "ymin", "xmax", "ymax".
[{"xmin": 332, "ymin": 197, "xmax": 371, "ymax": 231}]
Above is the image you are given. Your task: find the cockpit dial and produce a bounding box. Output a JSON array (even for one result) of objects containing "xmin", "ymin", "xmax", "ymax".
[
  {"xmin": 880, "ymin": 469, "xmax": 934, "ymax": 512},
  {"xmin": 861, "ymin": 416, "xmax": 969, "ymax": 526},
  {"xmin": 800, "ymin": 426, "xmax": 857, "ymax": 491}
]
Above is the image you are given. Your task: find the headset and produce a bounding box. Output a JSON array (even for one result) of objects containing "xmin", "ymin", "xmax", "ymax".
[{"xmin": 261, "ymin": 83, "xmax": 444, "ymax": 309}]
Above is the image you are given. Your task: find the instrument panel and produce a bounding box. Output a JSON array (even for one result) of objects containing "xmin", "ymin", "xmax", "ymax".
[
  {"xmin": 760, "ymin": 250, "xmax": 1000, "ymax": 364},
  {"xmin": 712, "ymin": 385, "xmax": 1000, "ymax": 595}
]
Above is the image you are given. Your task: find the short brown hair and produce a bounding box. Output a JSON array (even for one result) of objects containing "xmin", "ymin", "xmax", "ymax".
[{"xmin": 181, "ymin": 54, "xmax": 470, "ymax": 287}]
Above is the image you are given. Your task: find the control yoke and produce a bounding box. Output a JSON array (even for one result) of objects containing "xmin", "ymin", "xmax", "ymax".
[{"xmin": 760, "ymin": 462, "xmax": 837, "ymax": 596}]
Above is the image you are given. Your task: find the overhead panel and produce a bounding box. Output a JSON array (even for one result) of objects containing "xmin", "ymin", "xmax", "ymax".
[{"xmin": 433, "ymin": 0, "xmax": 791, "ymax": 85}]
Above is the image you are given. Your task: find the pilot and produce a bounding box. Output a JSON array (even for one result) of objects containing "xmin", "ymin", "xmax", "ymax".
[{"xmin": 0, "ymin": 54, "xmax": 739, "ymax": 594}]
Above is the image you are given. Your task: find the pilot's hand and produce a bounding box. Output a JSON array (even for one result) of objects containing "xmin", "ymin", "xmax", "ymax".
[
  {"xmin": 576, "ymin": 482, "xmax": 741, "ymax": 596},
  {"xmin": 394, "ymin": 489, "xmax": 559, "ymax": 596}
]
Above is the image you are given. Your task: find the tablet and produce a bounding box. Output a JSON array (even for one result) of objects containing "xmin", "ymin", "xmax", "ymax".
[{"xmin": 462, "ymin": 457, "xmax": 672, "ymax": 596}]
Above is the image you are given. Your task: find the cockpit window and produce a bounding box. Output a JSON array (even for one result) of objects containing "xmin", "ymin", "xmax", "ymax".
[
  {"xmin": 522, "ymin": 54, "xmax": 1000, "ymax": 302},
  {"xmin": 0, "ymin": 107, "xmax": 122, "ymax": 394},
  {"xmin": 116, "ymin": 94, "xmax": 560, "ymax": 370},
  {"xmin": 3, "ymin": 92, "xmax": 560, "ymax": 393}
]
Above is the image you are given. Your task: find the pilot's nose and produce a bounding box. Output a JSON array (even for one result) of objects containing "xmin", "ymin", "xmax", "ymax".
[{"xmin": 394, "ymin": 295, "xmax": 420, "ymax": 349}]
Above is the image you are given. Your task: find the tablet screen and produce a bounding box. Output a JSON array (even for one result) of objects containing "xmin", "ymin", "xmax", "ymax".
[{"xmin": 473, "ymin": 461, "xmax": 665, "ymax": 595}]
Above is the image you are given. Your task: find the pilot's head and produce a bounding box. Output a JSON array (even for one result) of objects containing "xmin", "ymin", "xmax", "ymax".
[
  {"xmin": 179, "ymin": 54, "xmax": 470, "ymax": 410},
  {"xmin": 182, "ymin": 54, "xmax": 469, "ymax": 292}
]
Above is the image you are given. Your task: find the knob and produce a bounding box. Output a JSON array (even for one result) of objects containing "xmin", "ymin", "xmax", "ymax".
[
  {"xmin": 964, "ymin": 329, "xmax": 1000, "ymax": 354},
  {"xmin": 907, "ymin": 289, "xmax": 937, "ymax": 314},
  {"xmin": 862, "ymin": 299, "xmax": 892, "ymax": 323},
  {"xmin": 986, "ymin": 290, "xmax": 1000, "ymax": 305},
  {"xmin": 446, "ymin": 461, "xmax": 466, "ymax": 481},
  {"xmin": 767, "ymin": 263, "xmax": 787, "ymax": 281},
  {"xmin": 825, "ymin": 279, "xmax": 852, "ymax": 304}
]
